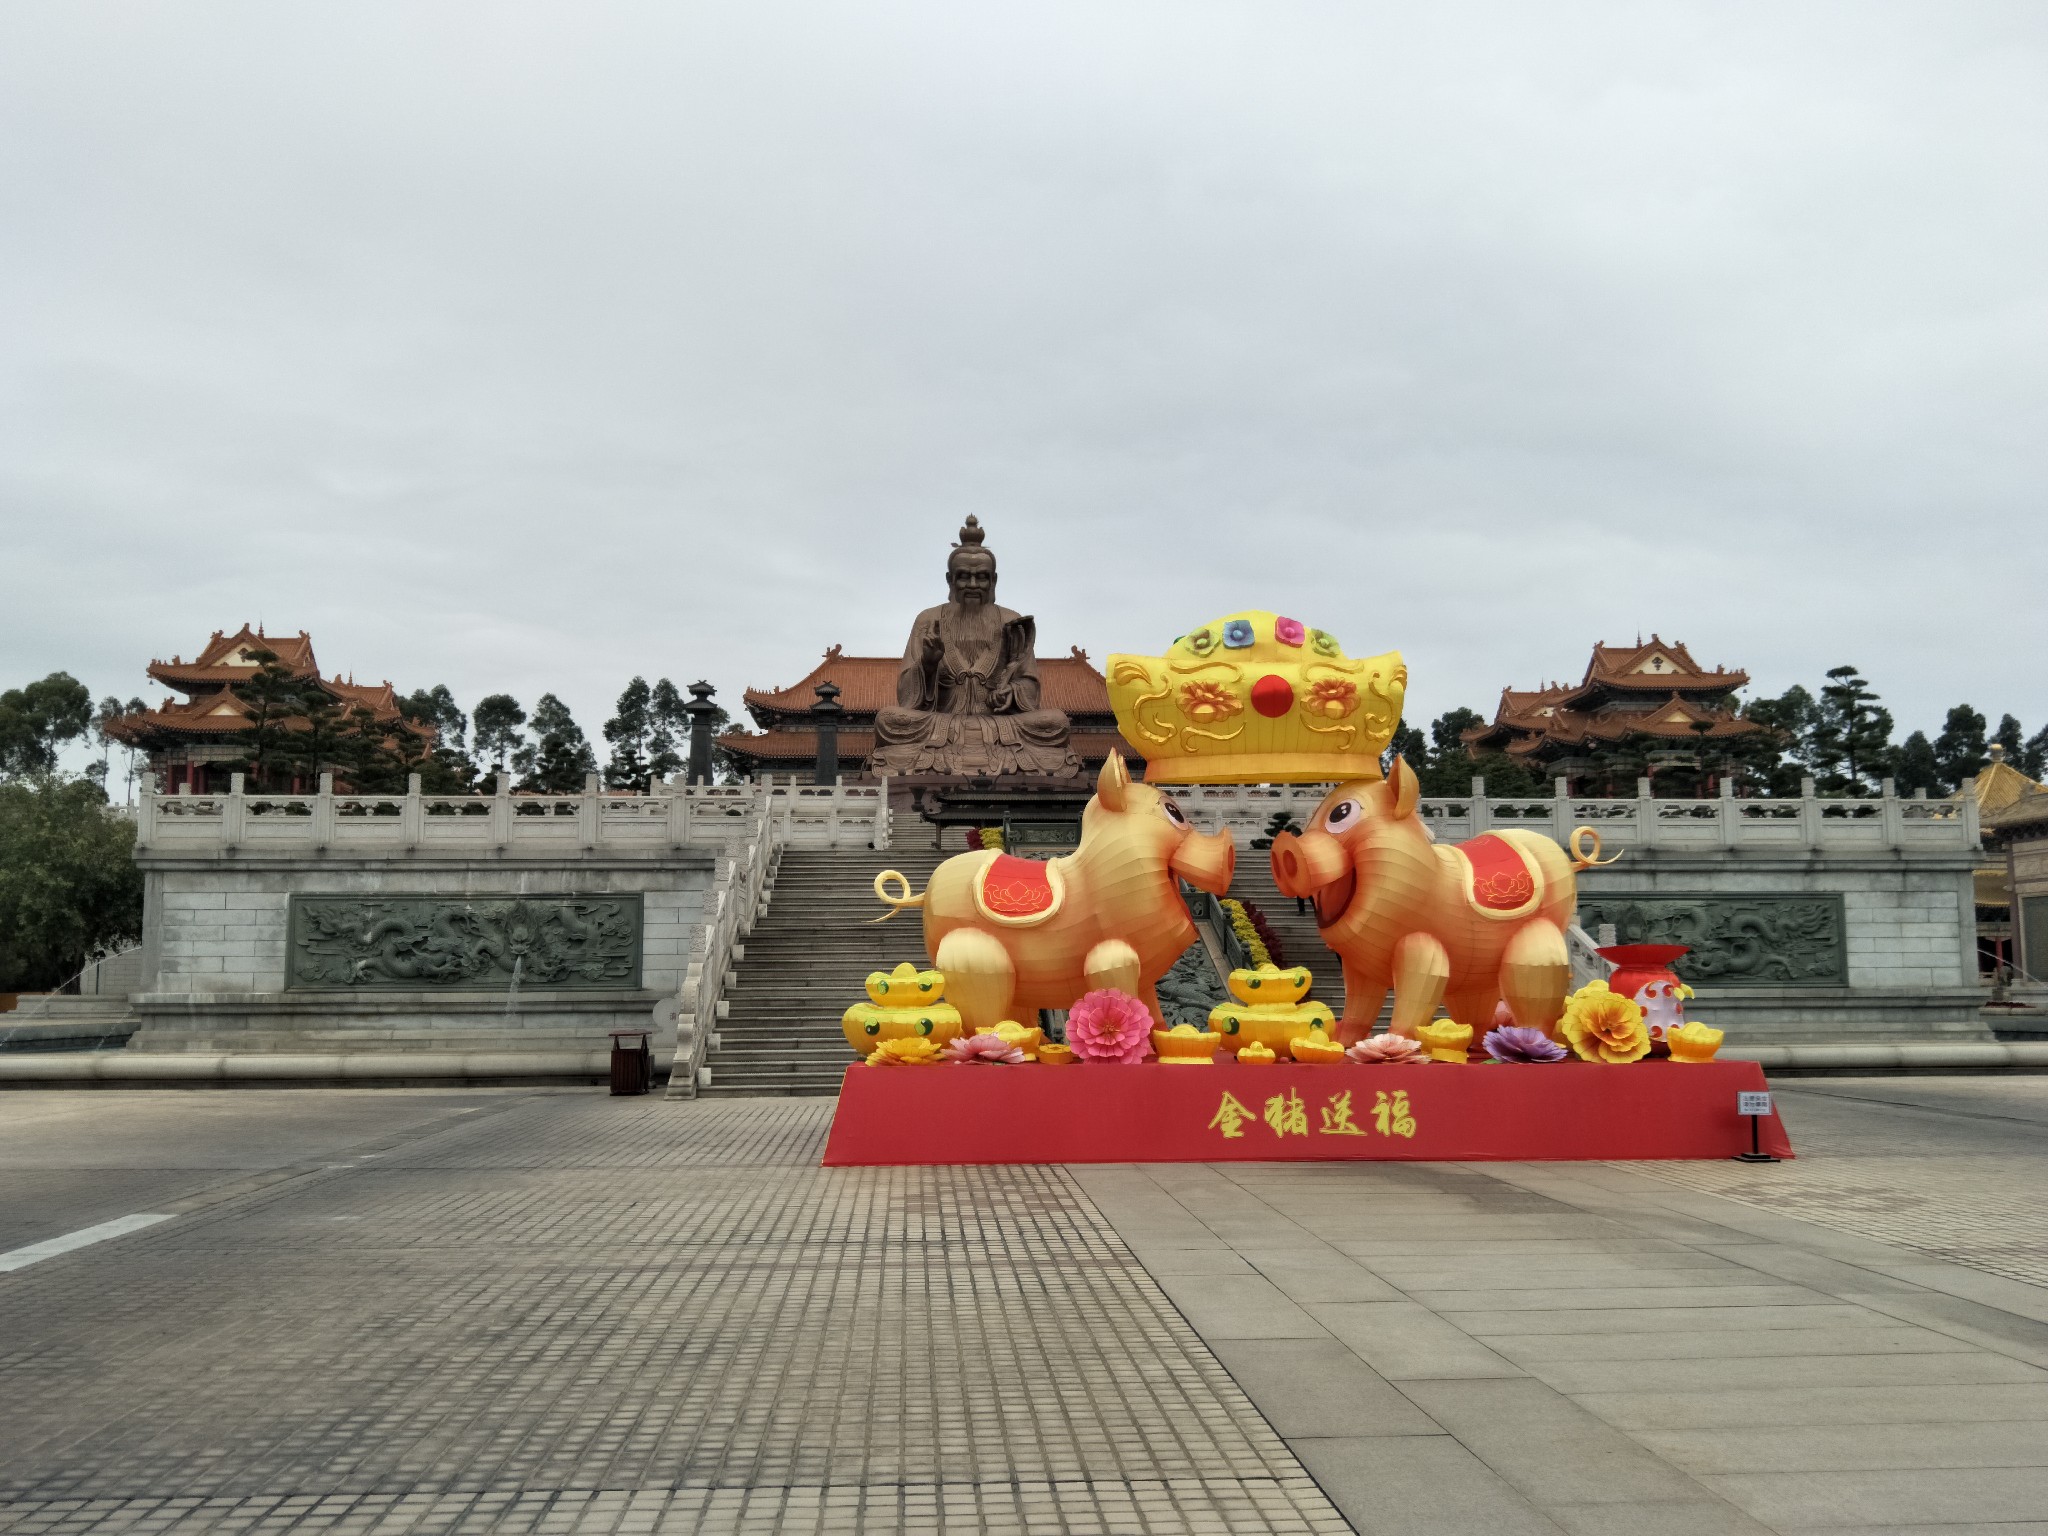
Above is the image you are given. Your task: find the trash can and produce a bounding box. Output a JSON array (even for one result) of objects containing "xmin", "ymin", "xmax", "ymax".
[{"xmin": 609, "ymin": 1027, "xmax": 653, "ymax": 1096}]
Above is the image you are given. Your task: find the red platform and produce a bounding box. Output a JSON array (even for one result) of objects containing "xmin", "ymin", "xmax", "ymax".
[{"xmin": 821, "ymin": 1059, "xmax": 1793, "ymax": 1166}]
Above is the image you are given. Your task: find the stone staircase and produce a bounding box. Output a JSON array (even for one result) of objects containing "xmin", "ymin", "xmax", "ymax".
[
  {"xmin": 1228, "ymin": 853, "xmax": 1331, "ymax": 993},
  {"xmin": 702, "ymin": 843, "xmax": 951, "ymax": 1097}
]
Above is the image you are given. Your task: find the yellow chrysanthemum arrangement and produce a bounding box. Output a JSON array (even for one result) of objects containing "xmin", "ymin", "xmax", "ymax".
[
  {"xmin": 1219, "ymin": 898, "xmax": 1272, "ymax": 967},
  {"xmin": 1557, "ymin": 981, "xmax": 1652, "ymax": 1065},
  {"xmin": 866, "ymin": 1037, "xmax": 945, "ymax": 1067}
]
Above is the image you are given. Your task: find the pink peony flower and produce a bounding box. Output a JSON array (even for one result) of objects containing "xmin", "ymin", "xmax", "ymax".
[
  {"xmin": 1345, "ymin": 1033, "xmax": 1426, "ymax": 1064},
  {"xmin": 1483, "ymin": 1025, "xmax": 1568, "ymax": 1063},
  {"xmin": 1274, "ymin": 616, "xmax": 1306, "ymax": 647},
  {"xmin": 1066, "ymin": 989, "xmax": 1154, "ymax": 1064},
  {"xmin": 943, "ymin": 1032, "xmax": 1027, "ymax": 1065}
]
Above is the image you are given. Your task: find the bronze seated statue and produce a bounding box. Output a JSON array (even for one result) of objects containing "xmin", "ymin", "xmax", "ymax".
[{"xmin": 869, "ymin": 517, "xmax": 1080, "ymax": 778}]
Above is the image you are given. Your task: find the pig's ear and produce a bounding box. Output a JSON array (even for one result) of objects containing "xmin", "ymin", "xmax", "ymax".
[
  {"xmin": 1388, "ymin": 756, "xmax": 1420, "ymax": 820},
  {"xmin": 1096, "ymin": 752, "xmax": 1130, "ymax": 812}
]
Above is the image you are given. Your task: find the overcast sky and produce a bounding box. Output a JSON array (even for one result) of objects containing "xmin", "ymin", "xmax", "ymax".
[{"xmin": 4, "ymin": 3, "xmax": 2044, "ymax": 764}]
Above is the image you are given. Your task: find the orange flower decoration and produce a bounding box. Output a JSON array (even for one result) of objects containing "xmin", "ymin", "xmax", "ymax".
[
  {"xmin": 1305, "ymin": 678, "xmax": 1359, "ymax": 720},
  {"xmin": 1558, "ymin": 982, "xmax": 1651, "ymax": 1064},
  {"xmin": 1178, "ymin": 681, "xmax": 1242, "ymax": 726}
]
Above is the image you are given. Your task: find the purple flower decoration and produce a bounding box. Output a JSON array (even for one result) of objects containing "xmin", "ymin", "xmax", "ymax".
[
  {"xmin": 1274, "ymin": 616, "xmax": 1305, "ymax": 647},
  {"xmin": 1222, "ymin": 618, "xmax": 1256, "ymax": 648},
  {"xmin": 1483, "ymin": 1025, "xmax": 1568, "ymax": 1063}
]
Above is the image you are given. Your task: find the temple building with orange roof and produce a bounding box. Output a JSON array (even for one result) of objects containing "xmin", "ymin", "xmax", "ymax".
[
  {"xmin": 717, "ymin": 643, "xmax": 1137, "ymax": 779},
  {"xmin": 107, "ymin": 624, "xmax": 428, "ymax": 793},
  {"xmin": 1463, "ymin": 637, "xmax": 1761, "ymax": 782}
]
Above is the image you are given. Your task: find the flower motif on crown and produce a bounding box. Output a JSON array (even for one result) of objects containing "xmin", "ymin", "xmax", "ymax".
[
  {"xmin": 1309, "ymin": 628, "xmax": 1341, "ymax": 657},
  {"xmin": 1305, "ymin": 678, "xmax": 1359, "ymax": 720},
  {"xmin": 1274, "ymin": 617, "xmax": 1305, "ymax": 647},
  {"xmin": 1179, "ymin": 681, "xmax": 1242, "ymax": 727},
  {"xmin": 1222, "ymin": 619, "xmax": 1256, "ymax": 648},
  {"xmin": 1185, "ymin": 626, "xmax": 1218, "ymax": 656}
]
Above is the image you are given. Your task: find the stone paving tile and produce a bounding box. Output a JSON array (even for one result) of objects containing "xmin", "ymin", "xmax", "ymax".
[
  {"xmin": 0, "ymin": 1097, "xmax": 1351, "ymax": 1535},
  {"xmin": 1623, "ymin": 1078, "xmax": 2048, "ymax": 1289}
]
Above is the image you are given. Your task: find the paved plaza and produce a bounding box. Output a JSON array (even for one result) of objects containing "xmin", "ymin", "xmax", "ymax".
[{"xmin": 2, "ymin": 1080, "xmax": 2047, "ymax": 1535}]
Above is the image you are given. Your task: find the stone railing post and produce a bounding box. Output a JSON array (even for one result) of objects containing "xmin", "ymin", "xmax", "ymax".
[
  {"xmin": 579, "ymin": 772, "xmax": 600, "ymax": 850},
  {"xmin": 1799, "ymin": 777, "xmax": 1822, "ymax": 847},
  {"xmin": 875, "ymin": 775, "xmax": 892, "ymax": 851},
  {"xmin": 1552, "ymin": 776, "xmax": 1570, "ymax": 845},
  {"xmin": 665, "ymin": 777, "xmax": 688, "ymax": 849},
  {"xmin": 1962, "ymin": 781, "xmax": 1982, "ymax": 850},
  {"xmin": 314, "ymin": 772, "xmax": 335, "ymax": 850},
  {"xmin": 491, "ymin": 771, "xmax": 512, "ymax": 850},
  {"xmin": 1635, "ymin": 776, "xmax": 1655, "ymax": 849},
  {"xmin": 1880, "ymin": 776, "xmax": 1902, "ymax": 849},
  {"xmin": 135, "ymin": 781, "xmax": 156, "ymax": 849},
  {"xmin": 1719, "ymin": 769, "xmax": 1737, "ymax": 849},
  {"xmin": 225, "ymin": 772, "xmax": 247, "ymax": 848},
  {"xmin": 1469, "ymin": 775, "xmax": 1491, "ymax": 836},
  {"xmin": 402, "ymin": 773, "xmax": 423, "ymax": 848}
]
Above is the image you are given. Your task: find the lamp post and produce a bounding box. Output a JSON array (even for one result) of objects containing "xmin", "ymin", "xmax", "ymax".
[
  {"xmin": 811, "ymin": 681, "xmax": 843, "ymax": 786},
  {"xmin": 682, "ymin": 681, "xmax": 720, "ymax": 786}
]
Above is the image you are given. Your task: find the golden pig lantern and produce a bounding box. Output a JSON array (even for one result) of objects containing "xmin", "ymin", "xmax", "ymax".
[
  {"xmin": 1271, "ymin": 760, "xmax": 1614, "ymax": 1043},
  {"xmin": 871, "ymin": 753, "xmax": 1237, "ymax": 1035}
]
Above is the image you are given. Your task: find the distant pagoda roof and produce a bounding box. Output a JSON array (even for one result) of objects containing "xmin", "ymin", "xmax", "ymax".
[
  {"xmin": 740, "ymin": 644, "xmax": 1120, "ymax": 727},
  {"xmin": 1465, "ymin": 636, "xmax": 1760, "ymax": 763},
  {"xmin": 107, "ymin": 625, "xmax": 423, "ymax": 751}
]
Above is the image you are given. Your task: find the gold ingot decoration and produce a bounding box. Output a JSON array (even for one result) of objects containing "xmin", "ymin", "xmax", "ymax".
[
  {"xmin": 1288, "ymin": 1026, "xmax": 1346, "ymax": 1064},
  {"xmin": 841, "ymin": 961, "xmax": 964, "ymax": 1058},
  {"xmin": 1151, "ymin": 1023, "xmax": 1223, "ymax": 1064},
  {"xmin": 1415, "ymin": 1020, "xmax": 1474, "ymax": 1063},
  {"xmin": 1037, "ymin": 1041, "xmax": 1077, "ymax": 1065},
  {"xmin": 1107, "ymin": 611, "xmax": 1406, "ymax": 784},
  {"xmin": 1209, "ymin": 964, "xmax": 1336, "ymax": 1058},
  {"xmin": 1236, "ymin": 1041, "xmax": 1278, "ymax": 1064},
  {"xmin": 1666, "ymin": 1021, "xmax": 1724, "ymax": 1063}
]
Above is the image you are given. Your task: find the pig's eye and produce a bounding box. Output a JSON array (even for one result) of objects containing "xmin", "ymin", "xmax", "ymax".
[
  {"xmin": 1325, "ymin": 799, "xmax": 1362, "ymax": 830},
  {"xmin": 1161, "ymin": 799, "xmax": 1186, "ymax": 826}
]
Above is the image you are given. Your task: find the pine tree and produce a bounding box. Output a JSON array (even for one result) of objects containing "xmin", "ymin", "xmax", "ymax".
[
  {"xmin": 472, "ymin": 695, "xmax": 527, "ymax": 791},
  {"xmin": 521, "ymin": 694, "xmax": 596, "ymax": 793},
  {"xmin": 1816, "ymin": 667, "xmax": 1892, "ymax": 795},
  {"xmin": 646, "ymin": 679, "xmax": 688, "ymax": 784},
  {"xmin": 1893, "ymin": 731, "xmax": 1941, "ymax": 795},
  {"xmin": 603, "ymin": 677, "xmax": 654, "ymax": 792},
  {"xmin": 1994, "ymin": 714, "xmax": 2024, "ymax": 765},
  {"xmin": 1931, "ymin": 704, "xmax": 1989, "ymax": 793},
  {"xmin": 2025, "ymin": 723, "xmax": 2048, "ymax": 781},
  {"xmin": 231, "ymin": 652, "xmax": 305, "ymax": 791}
]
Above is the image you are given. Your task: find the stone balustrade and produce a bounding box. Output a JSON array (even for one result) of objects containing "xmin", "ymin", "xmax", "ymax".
[
  {"xmin": 1158, "ymin": 778, "xmax": 1980, "ymax": 853},
  {"xmin": 136, "ymin": 774, "xmax": 892, "ymax": 856},
  {"xmin": 139, "ymin": 773, "xmax": 1976, "ymax": 858}
]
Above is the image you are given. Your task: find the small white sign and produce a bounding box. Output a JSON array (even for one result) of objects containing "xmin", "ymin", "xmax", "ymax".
[{"xmin": 1737, "ymin": 1091, "xmax": 1773, "ymax": 1117}]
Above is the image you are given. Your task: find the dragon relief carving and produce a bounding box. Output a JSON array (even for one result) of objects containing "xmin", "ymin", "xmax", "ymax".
[
  {"xmin": 1576, "ymin": 894, "xmax": 1846, "ymax": 987},
  {"xmin": 288, "ymin": 896, "xmax": 642, "ymax": 989}
]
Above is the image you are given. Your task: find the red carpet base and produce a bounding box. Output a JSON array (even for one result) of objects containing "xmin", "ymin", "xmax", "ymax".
[{"xmin": 821, "ymin": 1059, "xmax": 1794, "ymax": 1166}]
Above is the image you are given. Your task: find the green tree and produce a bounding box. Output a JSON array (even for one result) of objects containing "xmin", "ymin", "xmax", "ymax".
[
  {"xmin": 1932, "ymin": 704, "xmax": 1989, "ymax": 793},
  {"xmin": 1815, "ymin": 667, "xmax": 1893, "ymax": 795},
  {"xmin": 1994, "ymin": 713, "xmax": 2024, "ymax": 766},
  {"xmin": 2025, "ymin": 723, "xmax": 2048, "ymax": 781},
  {"xmin": 472, "ymin": 694, "xmax": 527, "ymax": 790},
  {"xmin": 521, "ymin": 693, "xmax": 596, "ymax": 792},
  {"xmin": 231, "ymin": 651, "xmax": 307, "ymax": 790},
  {"xmin": 0, "ymin": 672, "xmax": 93, "ymax": 777},
  {"xmin": 0, "ymin": 776, "xmax": 143, "ymax": 991},
  {"xmin": 1893, "ymin": 730, "xmax": 1941, "ymax": 796},
  {"xmin": 400, "ymin": 685, "xmax": 468, "ymax": 756},
  {"xmin": 646, "ymin": 678, "xmax": 688, "ymax": 784},
  {"xmin": 604, "ymin": 677, "xmax": 654, "ymax": 791}
]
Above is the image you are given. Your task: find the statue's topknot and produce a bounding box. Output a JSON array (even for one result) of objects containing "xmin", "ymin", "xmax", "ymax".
[{"xmin": 956, "ymin": 515, "xmax": 986, "ymax": 549}]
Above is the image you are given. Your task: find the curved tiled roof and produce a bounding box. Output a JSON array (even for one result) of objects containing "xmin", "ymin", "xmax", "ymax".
[
  {"xmin": 743, "ymin": 646, "xmax": 1116, "ymax": 723},
  {"xmin": 1466, "ymin": 640, "xmax": 1759, "ymax": 760}
]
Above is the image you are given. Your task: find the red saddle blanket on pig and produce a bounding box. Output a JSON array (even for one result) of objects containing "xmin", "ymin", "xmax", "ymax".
[
  {"xmin": 1454, "ymin": 834, "xmax": 1543, "ymax": 917},
  {"xmin": 974, "ymin": 853, "xmax": 1066, "ymax": 925}
]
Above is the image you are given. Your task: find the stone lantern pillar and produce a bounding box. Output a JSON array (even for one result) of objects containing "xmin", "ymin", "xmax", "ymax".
[
  {"xmin": 682, "ymin": 681, "xmax": 720, "ymax": 786},
  {"xmin": 811, "ymin": 681, "xmax": 844, "ymax": 786}
]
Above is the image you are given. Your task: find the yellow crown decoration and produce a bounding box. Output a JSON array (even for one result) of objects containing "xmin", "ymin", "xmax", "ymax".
[{"xmin": 1107, "ymin": 612, "xmax": 1405, "ymax": 784}]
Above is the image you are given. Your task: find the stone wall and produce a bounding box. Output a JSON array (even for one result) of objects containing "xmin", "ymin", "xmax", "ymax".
[
  {"xmin": 132, "ymin": 853, "xmax": 715, "ymax": 1055},
  {"xmin": 1578, "ymin": 851, "xmax": 1983, "ymax": 1042}
]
